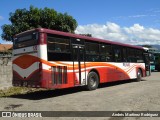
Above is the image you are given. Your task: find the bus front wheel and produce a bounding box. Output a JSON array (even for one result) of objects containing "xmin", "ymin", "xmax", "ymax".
[
  {"xmin": 136, "ymin": 69, "xmax": 142, "ymax": 82},
  {"xmin": 86, "ymin": 72, "xmax": 99, "ymax": 90}
]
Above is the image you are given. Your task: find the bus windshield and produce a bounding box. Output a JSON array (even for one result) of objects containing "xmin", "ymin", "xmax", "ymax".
[{"xmin": 13, "ymin": 32, "xmax": 38, "ymax": 49}]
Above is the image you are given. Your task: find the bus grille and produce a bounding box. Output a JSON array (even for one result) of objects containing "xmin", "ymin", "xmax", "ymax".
[{"xmin": 51, "ymin": 66, "xmax": 67, "ymax": 85}]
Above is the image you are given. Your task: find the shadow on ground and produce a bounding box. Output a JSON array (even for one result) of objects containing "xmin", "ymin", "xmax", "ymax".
[{"xmin": 8, "ymin": 79, "xmax": 146, "ymax": 100}]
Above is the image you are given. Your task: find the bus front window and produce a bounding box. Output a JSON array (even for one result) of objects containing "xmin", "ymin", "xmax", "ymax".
[{"xmin": 14, "ymin": 32, "xmax": 38, "ymax": 49}]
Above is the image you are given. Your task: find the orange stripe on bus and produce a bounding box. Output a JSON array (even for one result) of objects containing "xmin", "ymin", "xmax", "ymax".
[{"xmin": 13, "ymin": 55, "xmax": 144, "ymax": 79}]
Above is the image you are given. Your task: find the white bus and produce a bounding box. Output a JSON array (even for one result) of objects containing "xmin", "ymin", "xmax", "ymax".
[{"xmin": 12, "ymin": 28, "xmax": 151, "ymax": 90}]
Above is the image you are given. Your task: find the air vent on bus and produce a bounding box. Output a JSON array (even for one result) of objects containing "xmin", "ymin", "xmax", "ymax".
[{"xmin": 51, "ymin": 66, "xmax": 67, "ymax": 85}]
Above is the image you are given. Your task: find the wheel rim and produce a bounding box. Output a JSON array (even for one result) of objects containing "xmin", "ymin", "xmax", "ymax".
[
  {"xmin": 90, "ymin": 75, "xmax": 97, "ymax": 87},
  {"xmin": 138, "ymin": 71, "xmax": 142, "ymax": 79}
]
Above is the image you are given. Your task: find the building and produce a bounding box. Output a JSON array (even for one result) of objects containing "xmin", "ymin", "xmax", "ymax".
[{"xmin": 0, "ymin": 44, "xmax": 13, "ymax": 56}]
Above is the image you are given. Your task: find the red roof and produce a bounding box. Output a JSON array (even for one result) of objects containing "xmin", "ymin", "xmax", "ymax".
[{"xmin": 0, "ymin": 44, "xmax": 13, "ymax": 52}]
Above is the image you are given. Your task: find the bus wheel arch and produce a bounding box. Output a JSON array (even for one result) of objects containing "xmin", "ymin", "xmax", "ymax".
[{"xmin": 86, "ymin": 69, "xmax": 100, "ymax": 91}]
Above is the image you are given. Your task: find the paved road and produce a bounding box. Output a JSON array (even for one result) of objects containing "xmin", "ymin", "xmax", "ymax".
[
  {"xmin": 144, "ymin": 71, "xmax": 160, "ymax": 80},
  {"xmin": 0, "ymin": 72, "xmax": 160, "ymax": 120}
]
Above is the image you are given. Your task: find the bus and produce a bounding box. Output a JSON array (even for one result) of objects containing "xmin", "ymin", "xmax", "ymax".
[
  {"xmin": 152, "ymin": 52, "xmax": 160, "ymax": 71},
  {"xmin": 12, "ymin": 28, "xmax": 150, "ymax": 90},
  {"xmin": 149, "ymin": 52, "xmax": 155, "ymax": 71},
  {"xmin": 147, "ymin": 48, "xmax": 160, "ymax": 71}
]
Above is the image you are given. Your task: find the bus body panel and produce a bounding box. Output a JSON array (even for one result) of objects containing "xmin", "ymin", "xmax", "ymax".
[
  {"xmin": 85, "ymin": 62, "xmax": 145, "ymax": 83},
  {"xmin": 13, "ymin": 53, "xmax": 146, "ymax": 89},
  {"xmin": 12, "ymin": 46, "xmax": 41, "ymax": 87},
  {"xmin": 12, "ymin": 28, "xmax": 150, "ymax": 90}
]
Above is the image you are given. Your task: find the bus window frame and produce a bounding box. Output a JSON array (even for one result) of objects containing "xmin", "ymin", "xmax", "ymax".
[
  {"xmin": 85, "ymin": 41, "xmax": 100, "ymax": 62},
  {"xmin": 47, "ymin": 34, "xmax": 72, "ymax": 61},
  {"xmin": 13, "ymin": 32, "xmax": 39, "ymax": 49}
]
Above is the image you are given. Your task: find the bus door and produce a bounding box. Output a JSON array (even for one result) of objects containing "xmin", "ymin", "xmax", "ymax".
[{"xmin": 72, "ymin": 45, "xmax": 86, "ymax": 86}]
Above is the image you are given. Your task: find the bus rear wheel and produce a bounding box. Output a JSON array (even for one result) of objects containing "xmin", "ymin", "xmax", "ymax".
[
  {"xmin": 136, "ymin": 69, "xmax": 142, "ymax": 82},
  {"xmin": 86, "ymin": 72, "xmax": 99, "ymax": 90}
]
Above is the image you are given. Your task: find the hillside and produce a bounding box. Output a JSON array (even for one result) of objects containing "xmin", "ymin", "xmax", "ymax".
[{"xmin": 151, "ymin": 45, "xmax": 160, "ymax": 51}]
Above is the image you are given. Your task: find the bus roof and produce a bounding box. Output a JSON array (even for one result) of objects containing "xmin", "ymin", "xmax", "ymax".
[{"xmin": 16, "ymin": 28, "xmax": 144, "ymax": 50}]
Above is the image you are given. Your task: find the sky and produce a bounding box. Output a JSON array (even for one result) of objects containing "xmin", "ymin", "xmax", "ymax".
[{"xmin": 1, "ymin": 0, "xmax": 160, "ymax": 45}]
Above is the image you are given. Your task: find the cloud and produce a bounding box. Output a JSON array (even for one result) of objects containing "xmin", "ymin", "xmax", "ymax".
[
  {"xmin": 148, "ymin": 8, "xmax": 160, "ymax": 13},
  {"xmin": 0, "ymin": 16, "xmax": 4, "ymax": 20},
  {"xmin": 124, "ymin": 24, "xmax": 160, "ymax": 44},
  {"xmin": 75, "ymin": 22, "xmax": 128, "ymax": 42},
  {"xmin": 128, "ymin": 15, "xmax": 148, "ymax": 18},
  {"xmin": 75, "ymin": 22, "xmax": 160, "ymax": 45}
]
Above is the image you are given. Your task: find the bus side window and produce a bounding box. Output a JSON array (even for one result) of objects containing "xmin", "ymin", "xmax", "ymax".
[
  {"xmin": 114, "ymin": 47, "xmax": 122, "ymax": 62},
  {"xmin": 85, "ymin": 42, "xmax": 100, "ymax": 62},
  {"xmin": 127, "ymin": 48, "xmax": 136, "ymax": 62},
  {"xmin": 100, "ymin": 44, "xmax": 113, "ymax": 62},
  {"xmin": 122, "ymin": 48, "xmax": 127, "ymax": 62},
  {"xmin": 47, "ymin": 35, "xmax": 71, "ymax": 61},
  {"xmin": 136, "ymin": 50, "xmax": 144, "ymax": 63}
]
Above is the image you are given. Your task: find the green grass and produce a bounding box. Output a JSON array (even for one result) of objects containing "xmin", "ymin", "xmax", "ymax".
[{"xmin": 0, "ymin": 87, "xmax": 45, "ymax": 97}]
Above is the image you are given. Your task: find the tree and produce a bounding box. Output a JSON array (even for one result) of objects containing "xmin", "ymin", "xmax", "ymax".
[
  {"xmin": 1, "ymin": 6, "xmax": 78, "ymax": 41},
  {"xmin": 79, "ymin": 34, "xmax": 92, "ymax": 37}
]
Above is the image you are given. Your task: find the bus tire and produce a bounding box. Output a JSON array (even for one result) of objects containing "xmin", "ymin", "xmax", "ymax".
[
  {"xmin": 86, "ymin": 72, "xmax": 99, "ymax": 91},
  {"xmin": 136, "ymin": 69, "xmax": 142, "ymax": 82}
]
